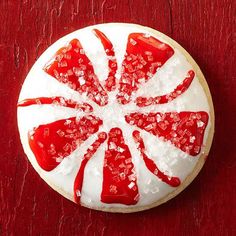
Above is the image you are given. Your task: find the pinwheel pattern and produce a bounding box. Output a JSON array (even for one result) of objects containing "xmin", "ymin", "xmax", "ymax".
[{"xmin": 18, "ymin": 29, "xmax": 209, "ymax": 205}]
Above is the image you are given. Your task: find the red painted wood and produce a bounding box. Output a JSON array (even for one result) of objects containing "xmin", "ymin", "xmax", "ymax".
[{"xmin": 0, "ymin": 0, "xmax": 235, "ymax": 235}]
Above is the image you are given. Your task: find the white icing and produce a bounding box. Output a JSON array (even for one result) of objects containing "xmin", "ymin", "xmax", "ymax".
[{"xmin": 17, "ymin": 23, "xmax": 212, "ymax": 210}]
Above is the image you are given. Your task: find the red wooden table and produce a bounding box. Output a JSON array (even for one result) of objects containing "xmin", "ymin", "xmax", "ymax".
[{"xmin": 0, "ymin": 1, "xmax": 235, "ymax": 235}]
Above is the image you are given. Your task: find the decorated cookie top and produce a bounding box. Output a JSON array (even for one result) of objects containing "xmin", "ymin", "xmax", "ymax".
[{"xmin": 17, "ymin": 23, "xmax": 213, "ymax": 212}]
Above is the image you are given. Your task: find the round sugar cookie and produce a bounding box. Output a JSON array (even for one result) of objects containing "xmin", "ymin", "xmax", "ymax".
[{"xmin": 17, "ymin": 23, "xmax": 214, "ymax": 213}]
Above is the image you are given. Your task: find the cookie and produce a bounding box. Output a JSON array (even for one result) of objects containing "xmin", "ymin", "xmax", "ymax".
[{"xmin": 17, "ymin": 23, "xmax": 214, "ymax": 213}]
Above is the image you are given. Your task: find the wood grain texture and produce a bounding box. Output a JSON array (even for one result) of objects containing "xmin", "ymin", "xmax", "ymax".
[{"xmin": 0, "ymin": 0, "xmax": 235, "ymax": 235}]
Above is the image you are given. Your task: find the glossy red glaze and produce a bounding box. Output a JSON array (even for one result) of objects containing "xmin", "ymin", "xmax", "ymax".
[
  {"xmin": 17, "ymin": 96, "xmax": 93, "ymax": 112},
  {"xmin": 93, "ymin": 29, "xmax": 118, "ymax": 91},
  {"xmin": 74, "ymin": 132, "xmax": 107, "ymax": 204},
  {"xmin": 136, "ymin": 70, "xmax": 195, "ymax": 107},
  {"xmin": 133, "ymin": 130, "xmax": 181, "ymax": 187},
  {"xmin": 126, "ymin": 112, "xmax": 209, "ymax": 156},
  {"xmin": 28, "ymin": 116, "xmax": 102, "ymax": 171},
  {"xmin": 44, "ymin": 38, "xmax": 108, "ymax": 106},
  {"xmin": 117, "ymin": 33, "xmax": 174, "ymax": 104},
  {"xmin": 101, "ymin": 128, "xmax": 139, "ymax": 205}
]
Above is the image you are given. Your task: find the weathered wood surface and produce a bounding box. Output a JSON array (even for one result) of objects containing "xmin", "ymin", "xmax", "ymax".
[{"xmin": 0, "ymin": 0, "xmax": 235, "ymax": 235}]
